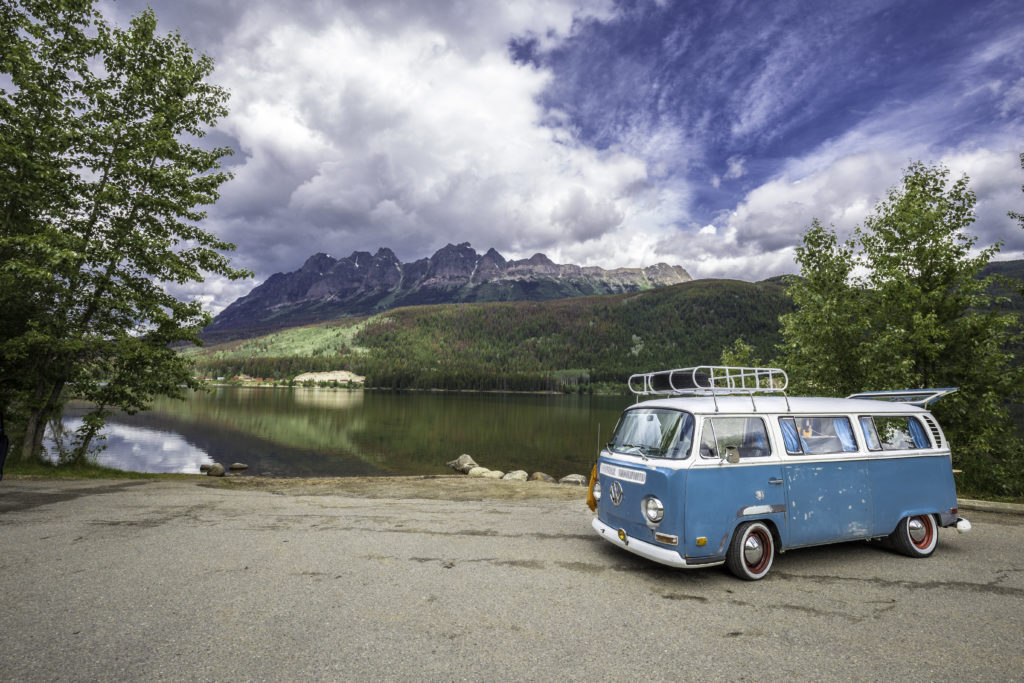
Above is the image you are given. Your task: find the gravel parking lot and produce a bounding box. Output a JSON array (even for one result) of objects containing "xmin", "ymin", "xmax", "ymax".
[{"xmin": 1, "ymin": 476, "xmax": 1021, "ymax": 681}]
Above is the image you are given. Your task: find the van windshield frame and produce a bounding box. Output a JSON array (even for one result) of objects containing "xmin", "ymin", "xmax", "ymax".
[{"xmin": 608, "ymin": 409, "xmax": 694, "ymax": 460}]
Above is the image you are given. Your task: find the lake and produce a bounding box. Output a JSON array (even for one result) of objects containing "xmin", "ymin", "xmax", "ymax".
[{"xmin": 51, "ymin": 388, "xmax": 636, "ymax": 477}]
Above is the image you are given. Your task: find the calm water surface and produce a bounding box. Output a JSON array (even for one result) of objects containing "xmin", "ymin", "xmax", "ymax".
[{"xmin": 53, "ymin": 388, "xmax": 635, "ymax": 477}]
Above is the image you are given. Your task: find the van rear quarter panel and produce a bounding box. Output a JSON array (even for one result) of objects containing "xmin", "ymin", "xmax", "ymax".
[{"xmin": 867, "ymin": 453, "xmax": 958, "ymax": 534}]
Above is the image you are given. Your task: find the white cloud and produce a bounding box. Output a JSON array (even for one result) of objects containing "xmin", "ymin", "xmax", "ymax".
[
  {"xmin": 998, "ymin": 78, "xmax": 1024, "ymax": 118},
  {"xmin": 724, "ymin": 156, "xmax": 747, "ymax": 180},
  {"xmin": 189, "ymin": 1, "xmax": 672, "ymax": 296},
  {"xmin": 165, "ymin": 275, "xmax": 260, "ymax": 318},
  {"xmin": 93, "ymin": 0, "xmax": 632, "ymax": 312},
  {"xmin": 665, "ymin": 142, "xmax": 1024, "ymax": 282},
  {"xmin": 93, "ymin": 0, "xmax": 1024, "ymax": 309}
]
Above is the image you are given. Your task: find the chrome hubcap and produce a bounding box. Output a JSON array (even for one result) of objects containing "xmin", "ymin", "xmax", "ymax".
[
  {"xmin": 908, "ymin": 518, "xmax": 927, "ymax": 543},
  {"xmin": 743, "ymin": 534, "xmax": 764, "ymax": 566}
]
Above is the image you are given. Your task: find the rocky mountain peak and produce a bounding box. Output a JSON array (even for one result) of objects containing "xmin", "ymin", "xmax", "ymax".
[
  {"xmin": 204, "ymin": 243, "xmax": 692, "ymax": 343},
  {"xmin": 300, "ymin": 252, "xmax": 336, "ymax": 274},
  {"xmin": 424, "ymin": 243, "xmax": 480, "ymax": 282},
  {"xmin": 525, "ymin": 253, "xmax": 555, "ymax": 267},
  {"xmin": 374, "ymin": 247, "xmax": 399, "ymax": 263}
]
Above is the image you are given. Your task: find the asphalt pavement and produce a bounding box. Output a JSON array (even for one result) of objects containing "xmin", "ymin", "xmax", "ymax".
[{"xmin": 1, "ymin": 478, "xmax": 1021, "ymax": 681}]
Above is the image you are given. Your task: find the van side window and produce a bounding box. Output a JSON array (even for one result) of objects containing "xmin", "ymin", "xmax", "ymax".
[
  {"xmin": 700, "ymin": 417, "xmax": 771, "ymax": 459},
  {"xmin": 779, "ymin": 418, "xmax": 802, "ymax": 454},
  {"xmin": 859, "ymin": 417, "xmax": 881, "ymax": 451},
  {"xmin": 871, "ymin": 416, "xmax": 931, "ymax": 450},
  {"xmin": 778, "ymin": 416, "xmax": 858, "ymax": 455}
]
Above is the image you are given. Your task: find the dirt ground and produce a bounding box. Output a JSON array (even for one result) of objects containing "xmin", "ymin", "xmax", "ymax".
[{"xmin": 203, "ymin": 473, "xmax": 590, "ymax": 501}]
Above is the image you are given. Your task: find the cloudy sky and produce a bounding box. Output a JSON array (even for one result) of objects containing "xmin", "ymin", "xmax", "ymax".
[{"xmin": 100, "ymin": 0, "xmax": 1024, "ymax": 313}]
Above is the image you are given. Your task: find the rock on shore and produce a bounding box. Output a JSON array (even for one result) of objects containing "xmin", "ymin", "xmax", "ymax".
[
  {"xmin": 446, "ymin": 454, "xmax": 480, "ymax": 473},
  {"xmin": 447, "ymin": 455, "xmax": 585, "ymax": 486}
]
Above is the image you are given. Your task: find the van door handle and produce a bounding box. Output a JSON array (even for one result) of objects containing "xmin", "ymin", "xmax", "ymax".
[{"xmin": 768, "ymin": 478, "xmax": 783, "ymax": 485}]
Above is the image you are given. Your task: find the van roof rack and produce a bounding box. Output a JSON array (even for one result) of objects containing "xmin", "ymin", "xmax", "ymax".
[
  {"xmin": 845, "ymin": 388, "xmax": 958, "ymax": 407},
  {"xmin": 628, "ymin": 366, "xmax": 789, "ymax": 412}
]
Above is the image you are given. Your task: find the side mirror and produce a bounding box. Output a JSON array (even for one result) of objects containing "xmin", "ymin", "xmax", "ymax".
[{"xmin": 723, "ymin": 445, "xmax": 740, "ymax": 464}]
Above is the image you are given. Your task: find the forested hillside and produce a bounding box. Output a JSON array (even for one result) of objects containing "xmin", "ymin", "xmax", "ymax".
[
  {"xmin": 982, "ymin": 259, "xmax": 1024, "ymax": 312},
  {"xmin": 189, "ymin": 260, "xmax": 1023, "ymax": 393},
  {"xmin": 189, "ymin": 278, "xmax": 793, "ymax": 391}
]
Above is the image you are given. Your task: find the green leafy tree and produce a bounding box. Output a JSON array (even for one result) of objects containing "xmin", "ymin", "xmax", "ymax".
[
  {"xmin": 0, "ymin": 1, "xmax": 249, "ymax": 463},
  {"xmin": 779, "ymin": 162, "xmax": 1023, "ymax": 495},
  {"xmin": 776, "ymin": 219, "xmax": 865, "ymax": 395},
  {"xmin": 1011, "ymin": 152, "xmax": 1024, "ymax": 234},
  {"xmin": 719, "ymin": 337, "xmax": 762, "ymax": 367}
]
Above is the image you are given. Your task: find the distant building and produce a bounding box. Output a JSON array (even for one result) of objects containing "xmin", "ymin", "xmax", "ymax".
[{"xmin": 293, "ymin": 370, "xmax": 365, "ymax": 384}]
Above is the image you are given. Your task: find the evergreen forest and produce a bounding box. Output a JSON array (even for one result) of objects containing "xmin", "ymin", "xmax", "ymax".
[{"xmin": 188, "ymin": 278, "xmax": 794, "ymax": 392}]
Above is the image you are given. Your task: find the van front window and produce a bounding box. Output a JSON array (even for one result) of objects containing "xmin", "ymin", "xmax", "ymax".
[{"xmin": 609, "ymin": 409, "xmax": 693, "ymax": 459}]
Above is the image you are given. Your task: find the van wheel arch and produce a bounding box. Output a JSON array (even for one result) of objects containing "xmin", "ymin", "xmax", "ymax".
[
  {"xmin": 887, "ymin": 513, "xmax": 939, "ymax": 558},
  {"xmin": 726, "ymin": 520, "xmax": 778, "ymax": 580}
]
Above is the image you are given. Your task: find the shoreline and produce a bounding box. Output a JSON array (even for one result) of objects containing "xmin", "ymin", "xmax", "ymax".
[
  {"xmin": 2, "ymin": 472, "xmax": 591, "ymax": 501},
  {"xmin": 199, "ymin": 382, "xmax": 628, "ymax": 396},
  {"xmin": 4, "ymin": 470, "xmax": 1022, "ymax": 511}
]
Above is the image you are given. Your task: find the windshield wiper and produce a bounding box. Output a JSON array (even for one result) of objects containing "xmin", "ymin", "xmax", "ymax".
[{"xmin": 614, "ymin": 443, "xmax": 663, "ymax": 457}]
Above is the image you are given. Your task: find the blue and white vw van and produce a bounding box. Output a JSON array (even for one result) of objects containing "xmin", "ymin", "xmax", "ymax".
[{"xmin": 590, "ymin": 366, "xmax": 971, "ymax": 580}]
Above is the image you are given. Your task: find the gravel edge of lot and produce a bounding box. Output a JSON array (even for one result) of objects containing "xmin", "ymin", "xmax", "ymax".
[{"xmin": 5, "ymin": 473, "xmax": 1022, "ymax": 512}]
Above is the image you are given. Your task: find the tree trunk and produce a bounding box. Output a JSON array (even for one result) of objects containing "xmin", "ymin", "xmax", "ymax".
[
  {"xmin": 71, "ymin": 407, "xmax": 107, "ymax": 465},
  {"xmin": 18, "ymin": 379, "xmax": 65, "ymax": 462},
  {"xmin": 20, "ymin": 412, "xmax": 47, "ymax": 463},
  {"xmin": 72, "ymin": 430, "xmax": 95, "ymax": 465}
]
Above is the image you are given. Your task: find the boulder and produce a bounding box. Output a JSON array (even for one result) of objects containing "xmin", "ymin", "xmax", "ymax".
[
  {"xmin": 228, "ymin": 462, "xmax": 248, "ymax": 471},
  {"xmin": 446, "ymin": 454, "xmax": 480, "ymax": 474},
  {"xmin": 467, "ymin": 467, "xmax": 490, "ymax": 477},
  {"xmin": 528, "ymin": 471, "xmax": 556, "ymax": 483},
  {"xmin": 502, "ymin": 470, "xmax": 528, "ymax": 481},
  {"xmin": 482, "ymin": 470, "xmax": 505, "ymax": 479},
  {"xmin": 559, "ymin": 474, "xmax": 588, "ymax": 486},
  {"xmin": 199, "ymin": 464, "xmax": 212, "ymax": 473},
  {"xmin": 206, "ymin": 463, "xmax": 226, "ymax": 477}
]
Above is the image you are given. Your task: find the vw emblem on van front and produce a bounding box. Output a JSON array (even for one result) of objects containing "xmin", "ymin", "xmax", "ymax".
[{"xmin": 609, "ymin": 480, "xmax": 624, "ymax": 506}]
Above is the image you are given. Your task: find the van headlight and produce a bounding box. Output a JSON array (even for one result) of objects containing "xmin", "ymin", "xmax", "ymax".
[
  {"xmin": 593, "ymin": 480, "xmax": 601, "ymax": 501},
  {"xmin": 643, "ymin": 496, "xmax": 664, "ymax": 523}
]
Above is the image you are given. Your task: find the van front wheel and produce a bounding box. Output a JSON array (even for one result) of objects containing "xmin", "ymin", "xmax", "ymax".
[
  {"xmin": 889, "ymin": 514, "xmax": 938, "ymax": 557},
  {"xmin": 726, "ymin": 521, "xmax": 775, "ymax": 580}
]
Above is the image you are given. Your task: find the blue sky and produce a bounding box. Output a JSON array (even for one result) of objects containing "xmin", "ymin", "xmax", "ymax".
[{"xmin": 101, "ymin": 0, "xmax": 1024, "ymax": 312}]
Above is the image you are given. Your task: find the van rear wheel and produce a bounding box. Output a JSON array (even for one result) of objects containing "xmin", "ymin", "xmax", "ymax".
[
  {"xmin": 889, "ymin": 514, "xmax": 938, "ymax": 557},
  {"xmin": 726, "ymin": 521, "xmax": 775, "ymax": 580}
]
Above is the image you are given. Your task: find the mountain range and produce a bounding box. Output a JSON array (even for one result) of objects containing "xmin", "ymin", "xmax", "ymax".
[{"xmin": 205, "ymin": 243, "xmax": 692, "ymax": 342}]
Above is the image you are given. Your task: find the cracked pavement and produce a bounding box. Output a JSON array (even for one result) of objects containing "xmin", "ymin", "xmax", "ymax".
[{"xmin": 0, "ymin": 477, "xmax": 1021, "ymax": 681}]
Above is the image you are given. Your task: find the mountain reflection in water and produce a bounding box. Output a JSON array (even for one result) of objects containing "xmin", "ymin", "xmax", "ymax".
[{"xmin": 49, "ymin": 387, "xmax": 633, "ymax": 477}]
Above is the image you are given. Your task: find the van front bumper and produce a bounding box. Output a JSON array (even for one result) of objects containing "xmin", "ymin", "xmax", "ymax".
[{"xmin": 591, "ymin": 517, "xmax": 723, "ymax": 569}]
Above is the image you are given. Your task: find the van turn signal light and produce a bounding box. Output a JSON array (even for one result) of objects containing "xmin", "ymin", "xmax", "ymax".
[{"xmin": 696, "ymin": 537, "xmax": 707, "ymax": 547}]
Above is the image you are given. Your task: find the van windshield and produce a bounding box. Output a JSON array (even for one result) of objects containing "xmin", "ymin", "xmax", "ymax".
[{"xmin": 609, "ymin": 409, "xmax": 693, "ymax": 459}]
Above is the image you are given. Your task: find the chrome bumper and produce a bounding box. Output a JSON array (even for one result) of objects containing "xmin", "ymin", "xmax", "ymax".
[{"xmin": 591, "ymin": 517, "xmax": 723, "ymax": 569}]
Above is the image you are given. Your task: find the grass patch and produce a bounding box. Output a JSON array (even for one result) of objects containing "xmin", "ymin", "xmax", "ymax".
[
  {"xmin": 957, "ymin": 490, "xmax": 1024, "ymax": 505},
  {"xmin": 3, "ymin": 460, "xmax": 197, "ymax": 480},
  {"xmin": 187, "ymin": 317, "xmax": 373, "ymax": 361}
]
